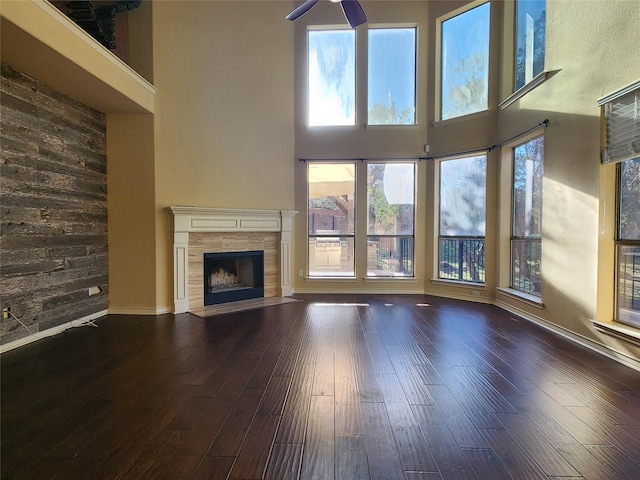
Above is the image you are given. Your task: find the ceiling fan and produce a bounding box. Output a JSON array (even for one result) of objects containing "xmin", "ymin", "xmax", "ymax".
[{"xmin": 285, "ymin": 0, "xmax": 367, "ymax": 28}]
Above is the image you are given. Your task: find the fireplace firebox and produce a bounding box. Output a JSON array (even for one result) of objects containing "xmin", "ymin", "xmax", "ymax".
[{"xmin": 204, "ymin": 251, "xmax": 264, "ymax": 306}]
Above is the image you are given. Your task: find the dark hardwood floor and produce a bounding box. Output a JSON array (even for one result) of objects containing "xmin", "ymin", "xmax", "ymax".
[{"xmin": 2, "ymin": 294, "xmax": 640, "ymax": 480}]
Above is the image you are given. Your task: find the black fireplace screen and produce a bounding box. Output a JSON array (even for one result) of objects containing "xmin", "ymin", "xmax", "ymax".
[{"xmin": 203, "ymin": 250, "xmax": 264, "ymax": 305}]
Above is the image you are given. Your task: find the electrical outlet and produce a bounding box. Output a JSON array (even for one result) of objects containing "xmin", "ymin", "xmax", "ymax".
[
  {"xmin": 472, "ymin": 290, "xmax": 480, "ymax": 297},
  {"xmin": 3, "ymin": 307, "xmax": 10, "ymax": 320},
  {"xmin": 88, "ymin": 286, "xmax": 101, "ymax": 296},
  {"xmin": 298, "ymin": 269, "xmax": 304, "ymax": 277}
]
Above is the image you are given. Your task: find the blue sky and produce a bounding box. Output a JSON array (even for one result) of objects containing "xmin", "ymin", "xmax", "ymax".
[
  {"xmin": 308, "ymin": 27, "xmax": 416, "ymax": 126},
  {"xmin": 368, "ymin": 28, "xmax": 416, "ymax": 122},
  {"xmin": 441, "ymin": 2, "xmax": 490, "ymax": 119}
]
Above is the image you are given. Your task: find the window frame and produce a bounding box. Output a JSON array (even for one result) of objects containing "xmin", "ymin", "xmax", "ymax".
[
  {"xmin": 307, "ymin": 162, "xmax": 357, "ymax": 278},
  {"xmin": 366, "ymin": 25, "xmax": 418, "ymax": 127},
  {"xmin": 306, "ymin": 26, "xmax": 357, "ymax": 128},
  {"xmin": 598, "ymin": 80, "xmax": 640, "ymax": 326},
  {"xmin": 615, "ymin": 159, "xmax": 640, "ymax": 328},
  {"xmin": 437, "ymin": 154, "xmax": 488, "ymax": 284},
  {"xmin": 436, "ymin": 0, "xmax": 491, "ymax": 122},
  {"xmin": 366, "ymin": 162, "xmax": 417, "ymax": 278},
  {"xmin": 513, "ymin": 0, "xmax": 546, "ymax": 92},
  {"xmin": 510, "ymin": 135, "xmax": 544, "ymax": 296}
]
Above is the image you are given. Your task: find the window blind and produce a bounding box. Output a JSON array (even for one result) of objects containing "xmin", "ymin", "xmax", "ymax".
[{"xmin": 598, "ymin": 81, "xmax": 640, "ymax": 165}]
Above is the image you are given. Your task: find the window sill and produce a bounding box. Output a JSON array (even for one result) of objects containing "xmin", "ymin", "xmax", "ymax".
[
  {"xmin": 431, "ymin": 278, "xmax": 486, "ymax": 289},
  {"xmin": 496, "ymin": 287, "xmax": 543, "ymax": 308},
  {"xmin": 433, "ymin": 109, "xmax": 489, "ymax": 128},
  {"xmin": 305, "ymin": 124, "xmax": 359, "ymax": 132},
  {"xmin": 499, "ymin": 70, "xmax": 559, "ymax": 110},
  {"xmin": 591, "ymin": 320, "xmax": 640, "ymax": 347},
  {"xmin": 365, "ymin": 124, "xmax": 420, "ymax": 130},
  {"xmin": 365, "ymin": 276, "xmax": 417, "ymax": 283},
  {"xmin": 305, "ymin": 276, "xmax": 358, "ymax": 282}
]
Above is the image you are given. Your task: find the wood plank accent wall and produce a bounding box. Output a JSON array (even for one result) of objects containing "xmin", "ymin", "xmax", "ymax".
[
  {"xmin": 0, "ymin": 63, "xmax": 108, "ymax": 345},
  {"xmin": 188, "ymin": 232, "xmax": 279, "ymax": 311}
]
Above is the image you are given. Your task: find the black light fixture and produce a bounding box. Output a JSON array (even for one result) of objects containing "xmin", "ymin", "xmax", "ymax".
[{"xmin": 285, "ymin": 0, "xmax": 367, "ymax": 28}]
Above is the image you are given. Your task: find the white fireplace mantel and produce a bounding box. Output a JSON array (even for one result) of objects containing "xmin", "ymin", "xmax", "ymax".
[{"xmin": 169, "ymin": 206, "xmax": 297, "ymax": 313}]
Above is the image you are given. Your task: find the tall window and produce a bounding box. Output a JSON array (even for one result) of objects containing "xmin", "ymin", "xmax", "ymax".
[
  {"xmin": 617, "ymin": 159, "xmax": 640, "ymax": 328},
  {"xmin": 308, "ymin": 163, "xmax": 356, "ymax": 276},
  {"xmin": 368, "ymin": 27, "xmax": 416, "ymax": 125},
  {"xmin": 440, "ymin": 2, "xmax": 490, "ymax": 120},
  {"xmin": 438, "ymin": 155, "xmax": 487, "ymax": 283},
  {"xmin": 308, "ymin": 29, "xmax": 356, "ymax": 126},
  {"xmin": 367, "ymin": 163, "xmax": 415, "ymax": 277},
  {"xmin": 511, "ymin": 136, "xmax": 544, "ymax": 295},
  {"xmin": 602, "ymin": 83, "xmax": 640, "ymax": 327},
  {"xmin": 515, "ymin": 0, "xmax": 546, "ymax": 90}
]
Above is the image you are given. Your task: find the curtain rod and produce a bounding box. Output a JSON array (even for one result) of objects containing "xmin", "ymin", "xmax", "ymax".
[
  {"xmin": 423, "ymin": 119, "xmax": 549, "ymax": 161},
  {"xmin": 298, "ymin": 156, "xmax": 427, "ymax": 163},
  {"xmin": 297, "ymin": 119, "xmax": 549, "ymax": 163}
]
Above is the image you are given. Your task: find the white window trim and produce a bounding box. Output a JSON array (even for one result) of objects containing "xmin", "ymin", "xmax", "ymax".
[
  {"xmin": 497, "ymin": 286, "xmax": 544, "ymax": 308},
  {"xmin": 499, "ymin": 70, "xmax": 551, "ymax": 110},
  {"xmin": 597, "ymin": 79, "xmax": 640, "ymax": 165},
  {"xmin": 435, "ymin": 0, "xmax": 491, "ymax": 122},
  {"xmin": 367, "ymin": 25, "xmax": 419, "ymax": 127},
  {"xmin": 597, "ymin": 79, "xmax": 640, "ymax": 107}
]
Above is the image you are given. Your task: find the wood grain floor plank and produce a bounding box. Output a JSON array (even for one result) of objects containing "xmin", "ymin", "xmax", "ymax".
[
  {"xmin": 263, "ymin": 443, "xmax": 303, "ymax": 480},
  {"xmin": 229, "ymin": 414, "xmax": 280, "ymax": 480},
  {"xmin": 159, "ymin": 396, "xmax": 237, "ymax": 479},
  {"xmin": 507, "ymin": 389, "xmax": 608, "ymax": 445},
  {"xmin": 335, "ymin": 353, "xmax": 359, "ymax": 404},
  {"xmin": 275, "ymin": 363, "xmax": 315, "ymax": 444},
  {"xmin": 360, "ymin": 402, "xmax": 406, "ymax": 480},
  {"xmin": 392, "ymin": 425, "xmax": 438, "ymax": 472},
  {"xmin": 386, "ymin": 347, "xmax": 435, "ymax": 406},
  {"xmin": 335, "ymin": 402, "xmax": 363, "ymax": 435},
  {"xmin": 567, "ymin": 405, "xmax": 640, "ymax": 463},
  {"xmin": 460, "ymin": 447, "xmax": 512, "ymax": 480},
  {"xmin": 411, "ymin": 405, "xmax": 477, "ymax": 480},
  {"xmin": 480, "ymin": 428, "xmax": 549, "ymax": 480},
  {"xmin": 299, "ymin": 395, "xmax": 335, "ymax": 480},
  {"xmin": 193, "ymin": 456, "xmax": 236, "ymax": 480},
  {"xmin": 272, "ymin": 343, "xmax": 302, "ymax": 377},
  {"xmin": 207, "ymin": 388, "xmax": 265, "ymax": 457},
  {"xmin": 427, "ymin": 384, "xmax": 489, "ymax": 449},
  {"xmin": 495, "ymin": 412, "xmax": 581, "ymax": 477},
  {"xmin": 335, "ymin": 434, "xmax": 370, "ymax": 480},
  {"xmin": 257, "ymin": 375, "xmax": 293, "ymax": 415},
  {"xmin": 166, "ymin": 396, "xmax": 213, "ymax": 430},
  {"xmin": 404, "ymin": 473, "xmax": 443, "ymax": 480},
  {"xmin": 583, "ymin": 444, "xmax": 640, "ymax": 480},
  {"xmin": 3, "ymin": 295, "xmax": 640, "ymax": 480},
  {"xmin": 312, "ymin": 352, "xmax": 335, "ymax": 396},
  {"xmin": 364, "ymin": 332, "xmax": 396, "ymax": 374}
]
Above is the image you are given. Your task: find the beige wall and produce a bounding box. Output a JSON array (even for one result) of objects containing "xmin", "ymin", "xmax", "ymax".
[
  {"xmin": 107, "ymin": 114, "xmax": 157, "ymax": 312},
  {"xmin": 150, "ymin": 1, "xmax": 296, "ymax": 310}
]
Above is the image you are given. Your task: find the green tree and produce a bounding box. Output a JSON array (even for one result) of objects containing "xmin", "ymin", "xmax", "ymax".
[
  {"xmin": 619, "ymin": 158, "xmax": 640, "ymax": 240},
  {"xmin": 444, "ymin": 52, "xmax": 488, "ymax": 119},
  {"xmin": 368, "ymin": 97, "xmax": 412, "ymax": 125}
]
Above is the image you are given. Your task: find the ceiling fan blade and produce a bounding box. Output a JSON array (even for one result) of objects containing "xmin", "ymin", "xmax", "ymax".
[
  {"xmin": 285, "ymin": 0, "xmax": 321, "ymax": 21},
  {"xmin": 340, "ymin": 0, "xmax": 367, "ymax": 28}
]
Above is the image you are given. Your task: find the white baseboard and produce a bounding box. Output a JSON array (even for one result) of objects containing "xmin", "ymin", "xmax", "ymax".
[
  {"xmin": 495, "ymin": 299, "xmax": 640, "ymax": 372},
  {"xmin": 423, "ymin": 288, "xmax": 494, "ymax": 305},
  {"xmin": 293, "ymin": 287, "xmax": 426, "ymax": 295},
  {"xmin": 107, "ymin": 306, "xmax": 171, "ymax": 315},
  {"xmin": 0, "ymin": 310, "xmax": 108, "ymax": 354}
]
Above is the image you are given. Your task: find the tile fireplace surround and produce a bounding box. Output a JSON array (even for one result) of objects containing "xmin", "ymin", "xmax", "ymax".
[{"xmin": 170, "ymin": 207, "xmax": 297, "ymax": 314}]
